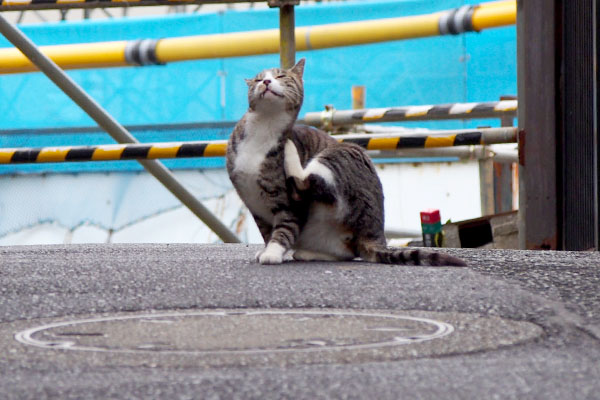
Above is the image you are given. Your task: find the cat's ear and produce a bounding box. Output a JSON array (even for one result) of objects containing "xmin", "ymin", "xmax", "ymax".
[
  {"xmin": 290, "ymin": 58, "xmax": 305, "ymax": 78},
  {"xmin": 245, "ymin": 78, "xmax": 253, "ymax": 86}
]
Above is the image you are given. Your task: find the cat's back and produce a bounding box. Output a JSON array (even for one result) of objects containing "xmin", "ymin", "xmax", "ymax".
[
  {"xmin": 292, "ymin": 125, "xmax": 378, "ymax": 180},
  {"xmin": 289, "ymin": 124, "xmax": 337, "ymax": 164}
]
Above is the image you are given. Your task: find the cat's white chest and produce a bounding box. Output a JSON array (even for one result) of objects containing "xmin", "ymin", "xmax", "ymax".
[
  {"xmin": 235, "ymin": 172, "xmax": 271, "ymax": 221},
  {"xmin": 232, "ymin": 113, "xmax": 289, "ymax": 221},
  {"xmin": 233, "ymin": 135, "xmax": 274, "ymax": 176},
  {"xmin": 233, "ymin": 113, "xmax": 288, "ymax": 174},
  {"xmin": 233, "ymin": 150, "xmax": 270, "ymax": 221}
]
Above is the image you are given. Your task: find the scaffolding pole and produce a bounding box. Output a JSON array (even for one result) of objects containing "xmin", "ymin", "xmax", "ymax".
[
  {"xmin": 301, "ymin": 100, "xmax": 518, "ymax": 127},
  {"xmin": 0, "ymin": 128, "xmax": 518, "ymax": 164},
  {"xmin": 269, "ymin": 0, "xmax": 298, "ymax": 69},
  {"xmin": 0, "ymin": 15, "xmax": 240, "ymax": 243},
  {"xmin": 370, "ymin": 146, "xmax": 517, "ymax": 164},
  {"xmin": 0, "ymin": 0, "xmax": 516, "ymax": 74},
  {"xmin": 337, "ymin": 128, "xmax": 517, "ymax": 149}
]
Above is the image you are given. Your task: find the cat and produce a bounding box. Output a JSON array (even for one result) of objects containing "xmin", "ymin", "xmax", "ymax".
[{"xmin": 226, "ymin": 58, "xmax": 466, "ymax": 267}]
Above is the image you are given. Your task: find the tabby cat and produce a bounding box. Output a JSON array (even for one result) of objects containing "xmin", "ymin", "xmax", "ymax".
[{"xmin": 226, "ymin": 58, "xmax": 466, "ymax": 267}]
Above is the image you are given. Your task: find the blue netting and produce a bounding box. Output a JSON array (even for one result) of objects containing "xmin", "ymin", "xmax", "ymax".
[{"xmin": 0, "ymin": 0, "xmax": 517, "ymax": 174}]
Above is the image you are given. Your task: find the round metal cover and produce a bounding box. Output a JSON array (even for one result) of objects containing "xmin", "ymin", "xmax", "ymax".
[{"xmin": 7, "ymin": 309, "xmax": 543, "ymax": 367}]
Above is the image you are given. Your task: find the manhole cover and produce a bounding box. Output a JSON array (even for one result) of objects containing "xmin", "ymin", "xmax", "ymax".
[
  {"xmin": 7, "ymin": 309, "xmax": 543, "ymax": 367},
  {"xmin": 15, "ymin": 310, "xmax": 453, "ymax": 353}
]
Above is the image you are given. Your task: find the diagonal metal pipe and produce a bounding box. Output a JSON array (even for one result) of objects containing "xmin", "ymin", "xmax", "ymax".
[{"xmin": 0, "ymin": 15, "xmax": 240, "ymax": 243}]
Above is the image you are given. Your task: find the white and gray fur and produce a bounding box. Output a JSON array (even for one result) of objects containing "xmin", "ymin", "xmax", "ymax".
[{"xmin": 226, "ymin": 59, "xmax": 466, "ymax": 267}]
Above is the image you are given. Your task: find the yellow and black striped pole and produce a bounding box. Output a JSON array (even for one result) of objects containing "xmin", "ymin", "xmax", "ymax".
[
  {"xmin": 0, "ymin": 0, "xmax": 516, "ymax": 74},
  {"xmin": 0, "ymin": 128, "xmax": 517, "ymax": 164},
  {"xmin": 337, "ymin": 128, "xmax": 518, "ymax": 150},
  {"xmin": 0, "ymin": 141, "xmax": 228, "ymax": 164},
  {"xmin": 302, "ymin": 100, "xmax": 518, "ymax": 127}
]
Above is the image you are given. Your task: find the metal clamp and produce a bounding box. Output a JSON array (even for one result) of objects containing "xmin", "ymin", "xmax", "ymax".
[
  {"xmin": 124, "ymin": 39, "xmax": 164, "ymax": 66},
  {"xmin": 438, "ymin": 5, "xmax": 478, "ymax": 35},
  {"xmin": 320, "ymin": 105, "xmax": 335, "ymax": 131}
]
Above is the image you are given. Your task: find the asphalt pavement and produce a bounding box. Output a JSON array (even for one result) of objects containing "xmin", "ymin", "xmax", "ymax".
[{"xmin": 0, "ymin": 243, "xmax": 599, "ymax": 399}]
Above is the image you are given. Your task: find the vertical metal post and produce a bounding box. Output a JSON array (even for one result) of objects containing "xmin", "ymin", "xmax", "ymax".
[
  {"xmin": 516, "ymin": 0, "xmax": 559, "ymax": 249},
  {"xmin": 494, "ymin": 95, "xmax": 516, "ymax": 214},
  {"xmin": 0, "ymin": 15, "xmax": 240, "ymax": 244},
  {"xmin": 269, "ymin": 0, "xmax": 298, "ymax": 69},
  {"xmin": 478, "ymin": 156, "xmax": 495, "ymax": 216},
  {"xmin": 279, "ymin": 4, "xmax": 296, "ymax": 68},
  {"xmin": 492, "ymin": 161, "xmax": 514, "ymax": 213},
  {"xmin": 479, "ymin": 100, "xmax": 516, "ymax": 217}
]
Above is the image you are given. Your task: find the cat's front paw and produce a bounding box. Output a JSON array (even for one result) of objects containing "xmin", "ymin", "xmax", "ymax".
[
  {"xmin": 259, "ymin": 252, "xmax": 283, "ymax": 265},
  {"xmin": 257, "ymin": 242, "xmax": 286, "ymax": 265},
  {"xmin": 255, "ymin": 249, "xmax": 265, "ymax": 262}
]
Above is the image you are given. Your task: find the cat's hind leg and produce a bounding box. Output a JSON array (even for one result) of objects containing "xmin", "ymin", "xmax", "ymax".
[
  {"xmin": 292, "ymin": 249, "xmax": 353, "ymax": 262},
  {"xmin": 292, "ymin": 249, "xmax": 339, "ymax": 261}
]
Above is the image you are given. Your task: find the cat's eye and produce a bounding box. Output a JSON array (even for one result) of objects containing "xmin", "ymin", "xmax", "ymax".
[{"xmin": 276, "ymin": 75, "xmax": 286, "ymax": 79}]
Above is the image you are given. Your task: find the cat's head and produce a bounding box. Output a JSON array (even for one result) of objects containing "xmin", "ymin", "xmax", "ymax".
[{"xmin": 246, "ymin": 58, "xmax": 305, "ymax": 115}]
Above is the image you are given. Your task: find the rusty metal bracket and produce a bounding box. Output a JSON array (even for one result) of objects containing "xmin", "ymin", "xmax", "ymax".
[
  {"xmin": 267, "ymin": 0, "xmax": 299, "ymax": 7},
  {"xmin": 518, "ymin": 129, "xmax": 525, "ymax": 166}
]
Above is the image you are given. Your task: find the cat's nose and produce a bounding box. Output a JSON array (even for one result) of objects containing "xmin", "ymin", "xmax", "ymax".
[{"xmin": 263, "ymin": 79, "xmax": 271, "ymax": 86}]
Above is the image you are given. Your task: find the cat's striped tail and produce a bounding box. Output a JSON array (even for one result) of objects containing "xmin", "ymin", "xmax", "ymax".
[{"xmin": 359, "ymin": 243, "xmax": 467, "ymax": 267}]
